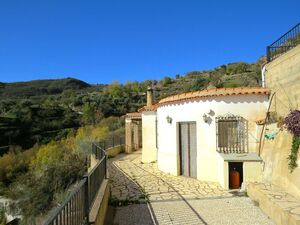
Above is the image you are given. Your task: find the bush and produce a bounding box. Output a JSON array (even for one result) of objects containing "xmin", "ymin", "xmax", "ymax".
[
  {"xmin": 226, "ymin": 62, "xmax": 248, "ymax": 75},
  {"xmin": 12, "ymin": 141, "xmax": 86, "ymax": 221},
  {"xmin": 161, "ymin": 76, "xmax": 172, "ymax": 87},
  {"xmin": 284, "ymin": 110, "xmax": 300, "ymax": 172},
  {"xmin": 99, "ymin": 117, "xmax": 124, "ymax": 131},
  {"xmin": 284, "ymin": 110, "xmax": 300, "ymax": 137},
  {"xmin": 0, "ymin": 207, "xmax": 6, "ymax": 225},
  {"xmin": 0, "ymin": 147, "xmax": 35, "ymax": 185}
]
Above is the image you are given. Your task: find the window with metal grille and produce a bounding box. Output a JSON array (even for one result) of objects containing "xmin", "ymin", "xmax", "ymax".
[{"xmin": 216, "ymin": 115, "xmax": 248, "ymax": 153}]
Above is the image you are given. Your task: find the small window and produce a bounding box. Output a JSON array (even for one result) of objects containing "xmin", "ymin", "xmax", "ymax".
[{"xmin": 216, "ymin": 115, "xmax": 248, "ymax": 153}]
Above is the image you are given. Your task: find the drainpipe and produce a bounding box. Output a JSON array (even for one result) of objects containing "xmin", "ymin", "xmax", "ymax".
[{"xmin": 261, "ymin": 65, "xmax": 266, "ymax": 88}]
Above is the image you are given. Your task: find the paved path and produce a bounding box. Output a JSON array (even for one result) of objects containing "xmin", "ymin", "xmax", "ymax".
[{"xmin": 108, "ymin": 151, "xmax": 274, "ymax": 225}]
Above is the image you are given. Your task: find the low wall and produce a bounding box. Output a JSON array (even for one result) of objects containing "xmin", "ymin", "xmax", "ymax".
[
  {"xmin": 248, "ymin": 183, "xmax": 300, "ymax": 225},
  {"xmin": 107, "ymin": 145, "xmax": 125, "ymax": 158},
  {"xmin": 89, "ymin": 179, "xmax": 110, "ymax": 225}
]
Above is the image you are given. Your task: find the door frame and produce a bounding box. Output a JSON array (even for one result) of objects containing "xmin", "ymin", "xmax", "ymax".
[{"xmin": 178, "ymin": 121, "xmax": 197, "ymax": 178}]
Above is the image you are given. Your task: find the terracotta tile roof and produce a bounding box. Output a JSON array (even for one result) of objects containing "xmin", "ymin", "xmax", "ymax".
[
  {"xmin": 137, "ymin": 87, "xmax": 270, "ymax": 112},
  {"xmin": 158, "ymin": 87, "xmax": 270, "ymax": 105},
  {"xmin": 126, "ymin": 112, "xmax": 142, "ymax": 119},
  {"xmin": 138, "ymin": 105, "xmax": 159, "ymax": 112}
]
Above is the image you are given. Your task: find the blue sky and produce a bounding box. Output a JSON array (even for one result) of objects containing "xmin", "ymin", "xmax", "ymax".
[{"xmin": 0, "ymin": 0, "xmax": 299, "ymax": 84}]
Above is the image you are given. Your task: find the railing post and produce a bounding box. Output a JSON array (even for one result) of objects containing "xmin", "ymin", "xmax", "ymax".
[
  {"xmin": 83, "ymin": 175, "xmax": 89, "ymax": 225},
  {"xmin": 105, "ymin": 154, "xmax": 107, "ymax": 179},
  {"xmin": 266, "ymin": 46, "xmax": 270, "ymax": 62}
]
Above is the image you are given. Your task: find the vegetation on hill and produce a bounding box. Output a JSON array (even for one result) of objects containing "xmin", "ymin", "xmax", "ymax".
[
  {"xmin": 0, "ymin": 117, "xmax": 124, "ymax": 223},
  {"xmin": 0, "ymin": 78, "xmax": 90, "ymax": 98},
  {"xmin": 0, "ymin": 60, "xmax": 264, "ymax": 151}
]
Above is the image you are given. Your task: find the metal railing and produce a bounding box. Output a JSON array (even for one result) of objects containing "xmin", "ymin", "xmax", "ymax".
[
  {"xmin": 98, "ymin": 135, "xmax": 125, "ymax": 151},
  {"xmin": 43, "ymin": 178, "xmax": 89, "ymax": 225},
  {"xmin": 267, "ymin": 22, "xmax": 300, "ymax": 62},
  {"xmin": 43, "ymin": 143, "xmax": 107, "ymax": 225},
  {"xmin": 86, "ymin": 143, "xmax": 107, "ymax": 209}
]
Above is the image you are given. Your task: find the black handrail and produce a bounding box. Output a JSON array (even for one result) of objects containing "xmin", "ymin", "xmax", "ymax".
[
  {"xmin": 43, "ymin": 144, "xmax": 107, "ymax": 225},
  {"xmin": 86, "ymin": 144, "xmax": 107, "ymax": 209},
  {"xmin": 43, "ymin": 178, "xmax": 88, "ymax": 225},
  {"xmin": 267, "ymin": 22, "xmax": 300, "ymax": 62},
  {"xmin": 98, "ymin": 136, "xmax": 125, "ymax": 151},
  {"xmin": 43, "ymin": 136, "xmax": 125, "ymax": 225}
]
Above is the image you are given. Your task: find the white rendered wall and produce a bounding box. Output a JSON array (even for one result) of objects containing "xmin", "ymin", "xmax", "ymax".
[
  {"xmin": 217, "ymin": 160, "xmax": 263, "ymax": 189},
  {"xmin": 217, "ymin": 153, "xmax": 227, "ymax": 188},
  {"xmin": 156, "ymin": 94, "xmax": 269, "ymax": 183},
  {"xmin": 141, "ymin": 111, "xmax": 157, "ymax": 163}
]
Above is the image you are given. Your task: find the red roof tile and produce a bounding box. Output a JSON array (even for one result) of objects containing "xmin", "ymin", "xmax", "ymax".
[
  {"xmin": 138, "ymin": 105, "xmax": 158, "ymax": 112},
  {"xmin": 159, "ymin": 87, "xmax": 270, "ymax": 105},
  {"xmin": 138, "ymin": 86, "xmax": 270, "ymax": 112},
  {"xmin": 126, "ymin": 112, "xmax": 142, "ymax": 118}
]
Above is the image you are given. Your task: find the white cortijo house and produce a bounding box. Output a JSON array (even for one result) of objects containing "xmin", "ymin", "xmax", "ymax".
[{"xmin": 125, "ymin": 87, "xmax": 270, "ymax": 189}]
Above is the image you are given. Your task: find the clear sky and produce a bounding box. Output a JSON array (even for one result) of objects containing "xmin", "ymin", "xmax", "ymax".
[{"xmin": 0, "ymin": 0, "xmax": 299, "ymax": 84}]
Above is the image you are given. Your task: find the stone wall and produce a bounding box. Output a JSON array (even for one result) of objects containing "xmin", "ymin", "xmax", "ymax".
[
  {"xmin": 263, "ymin": 45, "xmax": 300, "ymax": 198},
  {"xmin": 265, "ymin": 45, "xmax": 300, "ymax": 116}
]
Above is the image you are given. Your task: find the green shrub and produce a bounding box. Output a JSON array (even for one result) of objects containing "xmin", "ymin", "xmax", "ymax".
[{"xmin": 0, "ymin": 207, "xmax": 6, "ymax": 225}]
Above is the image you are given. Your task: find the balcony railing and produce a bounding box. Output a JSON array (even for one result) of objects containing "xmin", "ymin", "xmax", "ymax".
[{"xmin": 267, "ymin": 22, "xmax": 300, "ymax": 62}]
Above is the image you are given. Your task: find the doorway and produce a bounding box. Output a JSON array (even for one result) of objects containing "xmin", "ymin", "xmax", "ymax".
[
  {"xmin": 228, "ymin": 162, "xmax": 243, "ymax": 189},
  {"xmin": 179, "ymin": 122, "xmax": 197, "ymax": 178}
]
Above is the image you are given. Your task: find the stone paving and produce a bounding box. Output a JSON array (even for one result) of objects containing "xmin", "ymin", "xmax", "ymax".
[{"xmin": 108, "ymin": 151, "xmax": 275, "ymax": 225}]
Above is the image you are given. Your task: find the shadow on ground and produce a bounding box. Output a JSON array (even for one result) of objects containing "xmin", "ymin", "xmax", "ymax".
[
  {"xmin": 105, "ymin": 204, "xmax": 154, "ymax": 225},
  {"xmin": 107, "ymin": 153, "xmax": 154, "ymax": 225}
]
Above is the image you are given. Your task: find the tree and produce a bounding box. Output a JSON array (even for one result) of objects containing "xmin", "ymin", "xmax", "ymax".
[
  {"xmin": 189, "ymin": 77, "xmax": 207, "ymax": 91},
  {"xmin": 107, "ymin": 81, "xmax": 123, "ymax": 98},
  {"xmin": 61, "ymin": 89, "xmax": 76, "ymax": 108},
  {"xmin": 161, "ymin": 76, "xmax": 172, "ymax": 87},
  {"xmin": 82, "ymin": 103, "xmax": 96, "ymax": 125},
  {"xmin": 226, "ymin": 62, "xmax": 248, "ymax": 75},
  {"xmin": 210, "ymin": 72, "xmax": 223, "ymax": 87}
]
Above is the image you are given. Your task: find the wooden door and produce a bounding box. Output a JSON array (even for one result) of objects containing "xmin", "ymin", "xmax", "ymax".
[{"xmin": 179, "ymin": 122, "xmax": 197, "ymax": 178}]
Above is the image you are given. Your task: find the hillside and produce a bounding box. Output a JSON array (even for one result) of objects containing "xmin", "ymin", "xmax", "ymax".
[
  {"xmin": 151, "ymin": 60, "xmax": 263, "ymax": 100},
  {"xmin": 0, "ymin": 77, "xmax": 91, "ymax": 98},
  {"xmin": 0, "ymin": 60, "xmax": 264, "ymax": 151}
]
